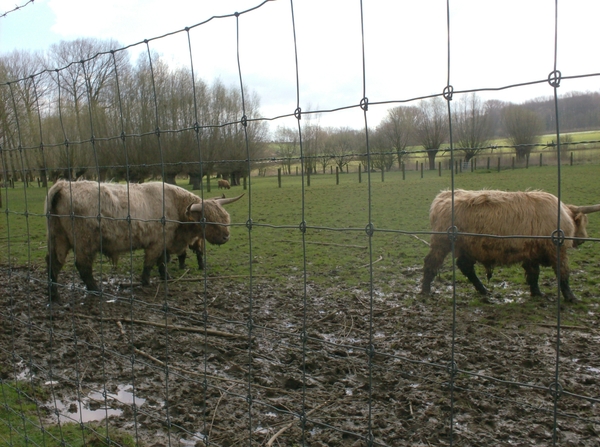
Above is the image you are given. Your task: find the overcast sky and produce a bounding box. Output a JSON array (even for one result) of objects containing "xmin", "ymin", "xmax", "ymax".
[{"xmin": 1, "ymin": 0, "xmax": 600, "ymax": 130}]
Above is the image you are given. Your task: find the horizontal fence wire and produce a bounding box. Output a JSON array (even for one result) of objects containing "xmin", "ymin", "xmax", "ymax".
[{"xmin": 1, "ymin": 1, "xmax": 600, "ymax": 446}]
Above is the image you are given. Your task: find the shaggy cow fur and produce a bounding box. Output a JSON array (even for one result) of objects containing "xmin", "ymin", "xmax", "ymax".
[{"xmin": 421, "ymin": 189, "xmax": 600, "ymax": 302}]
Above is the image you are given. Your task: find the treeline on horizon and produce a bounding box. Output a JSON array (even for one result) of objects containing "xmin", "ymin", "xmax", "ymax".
[{"xmin": 1, "ymin": 37, "xmax": 599, "ymax": 185}]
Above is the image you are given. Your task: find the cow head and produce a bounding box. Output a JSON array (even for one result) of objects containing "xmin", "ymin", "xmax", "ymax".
[
  {"xmin": 567, "ymin": 203, "xmax": 600, "ymax": 247},
  {"xmin": 185, "ymin": 194, "xmax": 244, "ymax": 245}
]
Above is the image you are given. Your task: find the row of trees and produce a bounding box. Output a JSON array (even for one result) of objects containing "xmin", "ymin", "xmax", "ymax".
[
  {"xmin": 0, "ymin": 38, "xmax": 268, "ymax": 187},
  {"xmin": 273, "ymin": 94, "xmax": 555, "ymax": 174},
  {"xmin": 3, "ymin": 37, "xmax": 598, "ymax": 184}
]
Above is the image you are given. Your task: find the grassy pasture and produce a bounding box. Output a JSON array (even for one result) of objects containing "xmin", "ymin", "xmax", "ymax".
[{"xmin": 1, "ymin": 162, "xmax": 599, "ymax": 307}]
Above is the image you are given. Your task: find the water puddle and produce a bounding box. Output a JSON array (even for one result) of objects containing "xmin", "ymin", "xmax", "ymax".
[{"xmin": 48, "ymin": 384, "xmax": 146, "ymax": 423}]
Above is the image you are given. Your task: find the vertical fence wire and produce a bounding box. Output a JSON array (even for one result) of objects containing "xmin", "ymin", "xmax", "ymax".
[
  {"xmin": 444, "ymin": 1, "xmax": 458, "ymax": 445},
  {"xmin": 550, "ymin": 1, "xmax": 564, "ymax": 445}
]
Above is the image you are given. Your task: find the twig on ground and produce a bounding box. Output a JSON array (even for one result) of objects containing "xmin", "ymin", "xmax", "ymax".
[
  {"xmin": 118, "ymin": 274, "xmax": 274, "ymax": 288},
  {"xmin": 532, "ymin": 323, "xmax": 590, "ymax": 331},
  {"xmin": 115, "ymin": 320, "xmax": 284, "ymax": 393},
  {"xmin": 409, "ymin": 234, "xmax": 430, "ymax": 246},
  {"xmin": 208, "ymin": 384, "xmax": 234, "ymax": 442},
  {"xmin": 360, "ymin": 255, "xmax": 383, "ymax": 268},
  {"xmin": 266, "ymin": 401, "xmax": 329, "ymax": 447},
  {"xmin": 75, "ymin": 313, "xmax": 242, "ymax": 339}
]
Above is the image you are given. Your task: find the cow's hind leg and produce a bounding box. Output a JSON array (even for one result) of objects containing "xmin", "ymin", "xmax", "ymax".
[
  {"xmin": 421, "ymin": 237, "xmax": 451, "ymax": 295},
  {"xmin": 47, "ymin": 249, "xmax": 65, "ymax": 301},
  {"xmin": 522, "ymin": 260, "xmax": 542, "ymax": 297},
  {"xmin": 456, "ymin": 255, "xmax": 488, "ymax": 295},
  {"xmin": 74, "ymin": 254, "xmax": 99, "ymax": 293}
]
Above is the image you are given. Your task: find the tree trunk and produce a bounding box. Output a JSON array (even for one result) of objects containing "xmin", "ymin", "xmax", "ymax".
[
  {"xmin": 427, "ymin": 149, "xmax": 438, "ymax": 170},
  {"xmin": 190, "ymin": 173, "xmax": 202, "ymax": 190},
  {"xmin": 164, "ymin": 173, "xmax": 177, "ymax": 185}
]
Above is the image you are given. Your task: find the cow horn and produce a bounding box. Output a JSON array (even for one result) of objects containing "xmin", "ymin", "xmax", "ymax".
[
  {"xmin": 188, "ymin": 203, "xmax": 203, "ymax": 213},
  {"xmin": 216, "ymin": 194, "xmax": 244, "ymax": 206},
  {"xmin": 188, "ymin": 194, "xmax": 244, "ymax": 213},
  {"xmin": 571, "ymin": 204, "xmax": 600, "ymax": 214}
]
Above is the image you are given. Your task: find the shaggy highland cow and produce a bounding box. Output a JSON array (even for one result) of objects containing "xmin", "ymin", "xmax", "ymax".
[
  {"xmin": 45, "ymin": 180, "xmax": 243, "ymax": 301},
  {"xmin": 421, "ymin": 189, "xmax": 600, "ymax": 302}
]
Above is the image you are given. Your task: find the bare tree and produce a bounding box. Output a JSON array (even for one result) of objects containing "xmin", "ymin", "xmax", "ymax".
[
  {"xmin": 414, "ymin": 97, "xmax": 449, "ymax": 170},
  {"xmin": 326, "ymin": 127, "xmax": 359, "ymax": 173},
  {"xmin": 0, "ymin": 50, "xmax": 47, "ymax": 183},
  {"xmin": 369, "ymin": 127, "xmax": 395, "ymax": 172},
  {"xmin": 502, "ymin": 104, "xmax": 543, "ymax": 160},
  {"xmin": 452, "ymin": 93, "xmax": 492, "ymax": 162},
  {"xmin": 301, "ymin": 111, "xmax": 322, "ymax": 175},
  {"xmin": 274, "ymin": 126, "xmax": 299, "ymax": 174},
  {"xmin": 377, "ymin": 105, "xmax": 417, "ymax": 168}
]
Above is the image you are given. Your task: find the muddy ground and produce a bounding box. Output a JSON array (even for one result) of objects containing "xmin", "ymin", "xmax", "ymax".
[{"xmin": 1, "ymin": 264, "xmax": 599, "ymax": 447}]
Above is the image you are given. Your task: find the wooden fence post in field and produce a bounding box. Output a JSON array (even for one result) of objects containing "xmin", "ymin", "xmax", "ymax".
[
  {"xmin": 420, "ymin": 162, "xmax": 423, "ymax": 178},
  {"xmin": 207, "ymin": 176, "xmax": 211, "ymax": 192},
  {"xmin": 402, "ymin": 162, "xmax": 405, "ymax": 180},
  {"xmin": 336, "ymin": 166, "xmax": 339, "ymax": 185},
  {"xmin": 539, "ymin": 153, "xmax": 542, "ymax": 166},
  {"xmin": 487, "ymin": 157, "xmax": 490, "ymax": 170},
  {"xmin": 438, "ymin": 161, "xmax": 441, "ymax": 176},
  {"xmin": 381, "ymin": 168, "xmax": 384, "ymax": 182},
  {"xmin": 415, "ymin": 160, "xmax": 418, "ymax": 171},
  {"xmin": 526, "ymin": 154, "xmax": 529, "ymax": 169},
  {"xmin": 571, "ymin": 152, "xmax": 574, "ymax": 166},
  {"xmin": 307, "ymin": 169, "xmax": 311, "ymax": 187},
  {"xmin": 358, "ymin": 164, "xmax": 362, "ymax": 183},
  {"xmin": 243, "ymin": 176, "xmax": 247, "ymax": 190},
  {"xmin": 296, "ymin": 166, "xmax": 298, "ymax": 175},
  {"xmin": 278, "ymin": 168, "xmax": 282, "ymax": 188}
]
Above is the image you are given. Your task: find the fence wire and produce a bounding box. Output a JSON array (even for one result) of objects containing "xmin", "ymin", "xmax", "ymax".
[{"xmin": 1, "ymin": 1, "xmax": 600, "ymax": 446}]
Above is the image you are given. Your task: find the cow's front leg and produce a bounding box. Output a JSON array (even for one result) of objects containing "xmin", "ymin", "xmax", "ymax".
[
  {"xmin": 157, "ymin": 257, "xmax": 171, "ymax": 281},
  {"xmin": 456, "ymin": 255, "xmax": 488, "ymax": 295}
]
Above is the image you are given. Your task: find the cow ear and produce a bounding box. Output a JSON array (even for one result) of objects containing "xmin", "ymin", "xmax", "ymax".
[
  {"xmin": 185, "ymin": 203, "xmax": 197, "ymax": 221},
  {"xmin": 186, "ymin": 202, "xmax": 204, "ymax": 221}
]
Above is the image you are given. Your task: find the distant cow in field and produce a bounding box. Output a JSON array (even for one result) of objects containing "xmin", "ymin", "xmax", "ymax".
[
  {"xmin": 45, "ymin": 180, "xmax": 243, "ymax": 301},
  {"xmin": 218, "ymin": 179, "xmax": 231, "ymax": 189},
  {"xmin": 421, "ymin": 189, "xmax": 600, "ymax": 302}
]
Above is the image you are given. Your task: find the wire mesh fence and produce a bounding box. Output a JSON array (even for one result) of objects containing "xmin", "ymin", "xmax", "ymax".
[{"xmin": 1, "ymin": 1, "xmax": 600, "ymax": 446}]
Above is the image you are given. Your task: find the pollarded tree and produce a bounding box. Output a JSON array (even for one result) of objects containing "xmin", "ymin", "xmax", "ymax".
[
  {"xmin": 414, "ymin": 97, "xmax": 449, "ymax": 170},
  {"xmin": 369, "ymin": 126, "xmax": 395, "ymax": 172},
  {"xmin": 377, "ymin": 105, "xmax": 418, "ymax": 168},
  {"xmin": 452, "ymin": 93, "xmax": 492, "ymax": 162},
  {"xmin": 326, "ymin": 127, "xmax": 360, "ymax": 173},
  {"xmin": 502, "ymin": 104, "xmax": 543, "ymax": 160},
  {"xmin": 274, "ymin": 125, "xmax": 299, "ymax": 175}
]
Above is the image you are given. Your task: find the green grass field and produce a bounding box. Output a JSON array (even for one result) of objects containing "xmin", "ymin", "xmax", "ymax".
[
  {"xmin": 1, "ymin": 163, "xmax": 599, "ymax": 447},
  {"xmin": 1, "ymin": 162, "xmax": 599, "ymax": 299}
]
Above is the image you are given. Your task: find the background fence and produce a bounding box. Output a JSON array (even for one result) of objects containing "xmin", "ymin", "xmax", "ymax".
[{"xmin": 1, "ymin": 1, "xmax": 600, "ymax": 446}]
